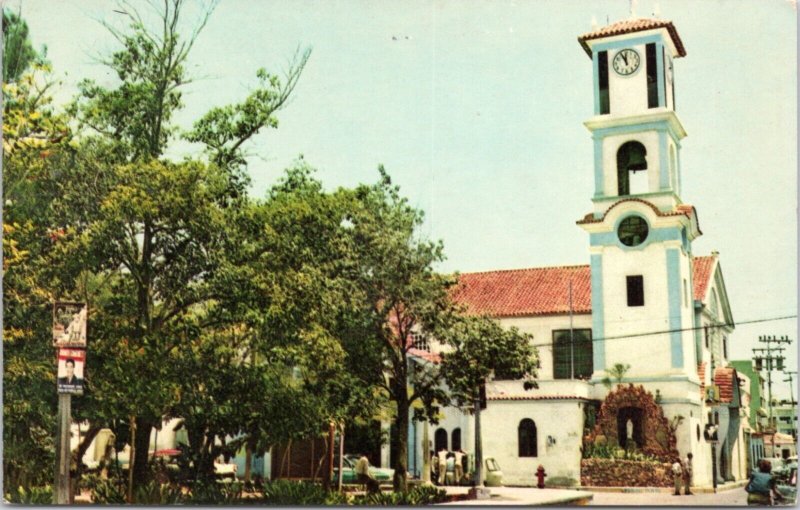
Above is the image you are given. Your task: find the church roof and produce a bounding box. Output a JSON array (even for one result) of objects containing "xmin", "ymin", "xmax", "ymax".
[
  {"xmin": 578, "ymin": 18, "xmax": 687, "ymax": 58},
  {"xmin": 452, "ymin": 255, "xmax": 717, "ymax": 317},
  {"xmin": 692, "ymin": 255, "xmax": 715, "ymax": 301},
  {"xmin": 713, "ymin": 366, "xmax": 738, "ymax": 405},
  {"xmin": 452, "ymin": 265, "xmax": 591, "ymax": 317}
]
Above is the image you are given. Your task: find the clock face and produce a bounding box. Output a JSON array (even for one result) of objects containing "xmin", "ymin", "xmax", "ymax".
[
  {"xmin": 612, "ymin": 49, "xmax": 641, "ymax": 76},
  {"xmin": 618, "ymin": 216, "xmax": 649, "ymax": 247}
]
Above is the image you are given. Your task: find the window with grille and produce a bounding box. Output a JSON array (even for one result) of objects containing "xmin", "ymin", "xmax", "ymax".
[{"xmin": 552, "ymin": 329, "xmax": 593, "ymax": 380}]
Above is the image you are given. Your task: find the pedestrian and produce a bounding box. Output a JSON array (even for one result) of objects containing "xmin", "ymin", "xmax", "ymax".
[
  {"xmin": 355, "ymin": 453, "xmax": 380, "ymax": 495},
  {"xmin": 682, "ymin": 453, "xmax": 693, "ymax": 495},
  {"xmin": 454, "ymin": 449, "xmax": 465, "ymax": 485},
  {"xmin": 745, "ymin": 459, "xmax": 784, "ymax": 506},
  {"xmin": 437, "ymin": 449, "xmax": 448, "ymax": 485},
  {"xmin": 671, "ymin": 458, "xmax": 683, "ymax": 495}
]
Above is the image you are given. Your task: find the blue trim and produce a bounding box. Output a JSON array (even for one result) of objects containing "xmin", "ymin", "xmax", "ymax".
[
  {"xmin": 655, "ymin": 42, "xmax": 665, "ymax": 107},
  {"xmin": 677, "ymin": 145, "xmax": 683, "ymax": 196},
  {"xmin": 590, "ymin": 221, "xmax": 682, "ymax": 250},
  {"xmin": 592, "ymin": 52, "xmax": 600, "ymax": 115},
  {"xmin": 590, "ymin": 254, "xmax": 605, "ymax": 372},
  {"xmin": 659, "ymin": 131, "xmax": 669, "ymax": 190},
  {"xmin": 593, "ymin": 137, "xmax": 604, "ymax": 197},
  {"xmin": 590, "ymin": 120, "xmax": 678, "ymax": 141},
  {"xmin": 591, "ymin": 34, "xmax": 664, "ymax": 54},
  {"xmin": 666, "ymin": 249, "xmax": 683, "ymax": 368}
]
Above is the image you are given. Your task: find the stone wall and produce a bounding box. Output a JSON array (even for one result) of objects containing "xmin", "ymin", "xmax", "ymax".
[{"xmin": 580, "ymin": 459, "xmax": 673, "ymax": 487}]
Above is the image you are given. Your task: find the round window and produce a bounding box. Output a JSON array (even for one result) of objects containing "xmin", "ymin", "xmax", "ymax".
[{"xmin": 618, "ymin": 216, "xmax": 649, "ymax": 247}]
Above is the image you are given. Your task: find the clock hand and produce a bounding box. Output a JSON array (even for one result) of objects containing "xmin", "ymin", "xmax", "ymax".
[{"xmin": 621, "ymin": 53, "xmax": 628, "ymax": 65}]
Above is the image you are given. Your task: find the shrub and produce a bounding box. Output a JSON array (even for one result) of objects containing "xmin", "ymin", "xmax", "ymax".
[
  {"xmin": 133, "ymin": 480, "xmax": 184, "ymax": 505},
  {"xmin": 5, "ymin": 485, "xmax": 53, "ymax": 504},
  {"xmin": 353, "ymin": 485, "xmax": 447, "ymax": 506},
  {"xmin": 90, "ymin": 478, "xmax": 127, "ymax": 504},
  {"xmin": 261, "ymin": 480, "xmax": 330, "ymax": 505},
  {"xmin": 187, "ymin": 480, "xmax": 243, "ymax": 505}
]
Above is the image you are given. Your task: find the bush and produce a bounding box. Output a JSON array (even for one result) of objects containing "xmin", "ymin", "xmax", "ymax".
[
  {"xmin": 5, "ymin": 485, "xmax": 53, "ymax": 504},
  {"xmin": 353, "ymin": 485, "xmax": 447, "ymax": 506},
  {"xmin": 261, "ymin": 480, "xmax": 330, "ymax": 505},
  {"xmin": 90, "ymin": 478, "xmax": 127, "ymax": 504},
  {"xmin": 133, "ymin": 480, "xmax": 184, "ymax": 505},
  {"xmin": 186, "ymin": 480, "xmax": 243, "ymax": 505}
]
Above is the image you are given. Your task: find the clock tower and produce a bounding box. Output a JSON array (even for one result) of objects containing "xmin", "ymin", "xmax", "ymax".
[{"xmin": 576, "ymin": 19, "xmax": 702, "ymax": 390}]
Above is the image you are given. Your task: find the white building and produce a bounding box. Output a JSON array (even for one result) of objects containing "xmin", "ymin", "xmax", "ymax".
[{"xmin": 406, "ymin": 17, "xmax": 748, "ymax": 488}]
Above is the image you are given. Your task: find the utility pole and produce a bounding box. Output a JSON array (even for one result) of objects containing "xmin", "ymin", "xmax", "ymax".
[
  {"xmin": 752, "ymin": 335, "xmax": 792, "ymax": 429},
  {"xmin": 783, "ymin": 371, "xmax": 797, "ymax": 440},
  {"xmin": 56, "ymin": 394, "xmax": 72, "ymax": 504}
]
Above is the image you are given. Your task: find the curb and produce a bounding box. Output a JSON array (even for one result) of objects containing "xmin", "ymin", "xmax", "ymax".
[{"xmin": 572, "ymin": 479, "xmax": 748, "ymax": 494}]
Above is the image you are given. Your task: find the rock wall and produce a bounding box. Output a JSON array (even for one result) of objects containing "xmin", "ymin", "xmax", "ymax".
[{"xmin": 580, "ymin": 459, "xmax": 674, "ymax": 487}]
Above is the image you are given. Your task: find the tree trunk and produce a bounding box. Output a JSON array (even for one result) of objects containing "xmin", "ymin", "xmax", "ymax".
[
  {"xmin": 393, "ymin": 389, "xmax": 410, "ymax": 492},
  {"xmin": 323, "ymin": 422, "xmax": 335, "ymax": 491},
  {"xmin": 132, "ymin": 417, "xmax": 154, "ymax": 487},
  {"xmin": 474, "ymin": 392, "xmax": 483, "ymax": 487},
  {"xmin": 244, "ymin": 444, "xmax": 252, "ymax": 484}
]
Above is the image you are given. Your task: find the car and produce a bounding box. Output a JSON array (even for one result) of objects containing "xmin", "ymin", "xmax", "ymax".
[{"xmin": 332, "ymin": 455, "xmax": 394, "ymax": 485}]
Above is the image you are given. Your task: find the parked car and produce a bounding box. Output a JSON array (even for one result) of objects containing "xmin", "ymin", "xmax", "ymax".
[{"xmin": 332, "ymin": 455, "xmax": 394, "ymax": 485}]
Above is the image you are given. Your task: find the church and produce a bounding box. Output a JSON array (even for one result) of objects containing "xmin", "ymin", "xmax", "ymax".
[{"xmin": 402, "ymin": 17, "xmax": 748, "ymax": 488}]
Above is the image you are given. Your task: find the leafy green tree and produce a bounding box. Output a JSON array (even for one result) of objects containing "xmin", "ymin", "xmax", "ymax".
[
  {"xmin": 2, "ymin": 7, "xmax": 43, "ymax": 83},
  {"xmin": 2, "ymin": 57, "xmax": 74, "ymax": 487},
  {"xmin": 335, "ymin": 168, "xmax": 457, "ymax": 492},
  {"xmin": 601, "ymin": 362, "xmax": 631, "ymax": 389},
  {"xmin": 438, "ymin": 314, "xmax": 538, "ymax": 487}
]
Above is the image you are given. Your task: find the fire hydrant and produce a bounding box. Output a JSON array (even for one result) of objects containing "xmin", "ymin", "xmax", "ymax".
[{"xmin": 535, "ymin": 465, "xmax": 546, "ymax": 489}]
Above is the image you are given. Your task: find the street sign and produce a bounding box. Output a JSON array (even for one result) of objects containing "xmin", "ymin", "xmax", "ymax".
[
  {"xmin": 53, "ymin": 302, "xmax": 87, "ymax": 347},
  {"xmin": 704, "ymin": 423, "xmax": 719, "ymax": 443}
]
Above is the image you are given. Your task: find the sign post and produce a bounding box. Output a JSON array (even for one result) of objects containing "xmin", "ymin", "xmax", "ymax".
[{"xmin": 52, "ymin": 302, "xmax": 88, "ymax": 505}]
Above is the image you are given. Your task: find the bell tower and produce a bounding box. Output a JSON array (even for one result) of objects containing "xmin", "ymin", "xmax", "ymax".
[{"xmin": 576, "ymin": 19, "xmax": 702, "ymax": 385}]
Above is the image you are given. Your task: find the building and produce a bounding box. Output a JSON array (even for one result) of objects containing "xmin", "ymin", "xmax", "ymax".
[
  {"xmin": 773, "ymin": 400, "xmax": 798, "ymax": 440},
  {"xmin": 409, "ymin": 17, "xmax": 749, "ymax": 488},
  {"xmin": 729, "ymin": 360, "xmax": 769, "ymax": 432}
]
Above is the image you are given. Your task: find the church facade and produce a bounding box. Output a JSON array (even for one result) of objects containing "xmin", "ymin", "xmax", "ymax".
[{"xmin": 402, "ymin": 18, "xmax": 747, "ymax": 488}]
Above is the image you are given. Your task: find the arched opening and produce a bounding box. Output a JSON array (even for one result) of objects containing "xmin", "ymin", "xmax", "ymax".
[
  {"xmin": 518, "ymin": 419, "xmax": 537, "ymax": 457},
  {"xmin": 451, "ymin": 428, "xmax": 462, "ymax": 452},
  {"xmin": 617, "ymin": 406, "xmax": 645, "ymax": 449},
  {"xmin": 434, "ymin": 428, "xmax": 448, "ymax": 453},
  {"xmin": 617, "ymin": 141, "xmax": 648, "ymax": 196}
]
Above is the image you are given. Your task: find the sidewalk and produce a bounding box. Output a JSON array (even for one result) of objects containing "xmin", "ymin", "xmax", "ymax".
[
  {"xmin": 439, "ymin": 486, "xmax": 593, "ymax": 506},
  {"xmin": 577, "ymin": 478, "xmax": 748, "ymax": 494}
]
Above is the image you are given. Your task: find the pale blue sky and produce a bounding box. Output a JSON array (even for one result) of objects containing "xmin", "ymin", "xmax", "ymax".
[{"xmin": 12, "ymin": 0, "xmax": 798, "ymax": 397}]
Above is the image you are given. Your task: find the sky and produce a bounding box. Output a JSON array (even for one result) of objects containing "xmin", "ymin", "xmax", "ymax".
[{"xmin": 11, "ymin": 0, "xmax": 798, "ymax": 399}]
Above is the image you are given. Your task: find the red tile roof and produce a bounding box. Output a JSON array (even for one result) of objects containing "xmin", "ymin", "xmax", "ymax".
[
  {"xmin": 408, "ymin": 347, "xmax": 441, "ymax": 364},
  {"xmin": 487, "ymin": 395, "xmax": 585, "ymax": 401},
  {"xmin": 453, "ymin": 256, "xmax": 716, "ymax": 317},
  {"xmin": 578, "ymin": 18, "xmax": 686, "ymax": 58},
  {"xmin": 576, "ymin": 199, "xmax": 699, "ymax": 229},
  {"xmin": 692, "ymin": 255, "xmax": 715, "ymax": 302},
  {"xmin": 452, "ymin": 265, "xmax": 591, "ymax": 317},
  {"xmin": 714, "ymin": 367, "xmax": 736, "ymax": 404}
]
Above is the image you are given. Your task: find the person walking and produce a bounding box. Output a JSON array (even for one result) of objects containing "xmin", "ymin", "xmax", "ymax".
[
  {"xmin": 682, "ymin": 453, "xmax": 693, "ymax": 495},
  {"xmin": 745, "ymin": 459, "xmax": 784, "ymax": 506},
  {"xmin": 355, "ymin": 453, "xmax": 380, "ymax": 495},
  {"xmin": 437, "ymin": 449, "xmax": 448, "ymax": 485},
  {"xmin": 671, "ymin": 458, "xmax": 683, "ymax": 495}
]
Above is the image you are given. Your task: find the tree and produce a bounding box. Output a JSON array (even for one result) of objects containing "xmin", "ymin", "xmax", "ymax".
[
  {"xmin": 61, "ymin": 0, "xmax": 311, "ymax": 488},
  {"xmin": 2, "ymin": 7, "xmax": 44, "ymax": 83},
  {"xmin": 438, "ymin": 314, "xmax": 538, "ymax": 488},
  {"xmin": 2, "ymin": 40, "xmax": 74, "ymax": 488},
  {"xmin": 336, "ymin": 168, "xmax": 456, "ymax": 492},
  {"xmin": 601, "ymin": 363, "xmax": 631, "ymax": 390}
]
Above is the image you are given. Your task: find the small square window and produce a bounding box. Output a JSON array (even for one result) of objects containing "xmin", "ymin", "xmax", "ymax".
[{"xmin": 626, "ymin": 275, "xmax": 644, "ymax": 307}]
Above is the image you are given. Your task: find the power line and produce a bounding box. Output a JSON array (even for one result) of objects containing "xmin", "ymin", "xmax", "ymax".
[{"xmin": 526, "ymin": 313, "xmax": 797, "ymax": 349}]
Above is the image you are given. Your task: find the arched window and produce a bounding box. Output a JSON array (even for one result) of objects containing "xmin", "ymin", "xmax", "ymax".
[
  {"xmin": 518, "ymin": 419, "xmax": 537, "ymax": 457},
  {"xmin": 434, "ymin": 428, "xmax": 448, "ymax": 453},
  {"xmin": 617, "ymin": 141, "xmax": 648, "ymax": 196},
  {"xmin": 451, "ymin": 428, "xmax": 462, "ymax": 452}
]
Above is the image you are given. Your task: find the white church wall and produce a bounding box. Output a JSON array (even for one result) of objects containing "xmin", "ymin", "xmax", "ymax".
[
  {"xmin": 497, "ymin": 314, "xmax": 592, "ymax": 382},
  {"xmin": 479, "ymin": 399, "xmax": 585, "ymax": 486}
]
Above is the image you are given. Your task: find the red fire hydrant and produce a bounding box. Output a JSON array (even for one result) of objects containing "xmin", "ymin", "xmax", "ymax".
[{"xmin": 535, "ymin": 465, "xmax": 546, "ymax": 489}]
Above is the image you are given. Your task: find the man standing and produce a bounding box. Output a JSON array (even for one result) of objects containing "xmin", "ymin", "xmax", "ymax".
[
  {"xmin": 454, "ymin": 450, "xmax": 465, "ymax": 485},
  {"xmin": 437, "ymin": 449, "xmax": 448, "ymax": 485},
  {"xmin": 682, "ymin": 453, "xmax": 693, "ymax": 495},
  {"xmin": 355, "ymin": 454, "xmax": 379, "ymax": 495},
  {"xmin": 671, "ymin": 458, "xmax": 683, "ymax": 495}
]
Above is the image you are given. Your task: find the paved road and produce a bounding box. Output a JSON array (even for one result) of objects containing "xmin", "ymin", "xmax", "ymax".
[{"xmin": 587, "ymin": 488, "xmax": 748, "ymax": 506}]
